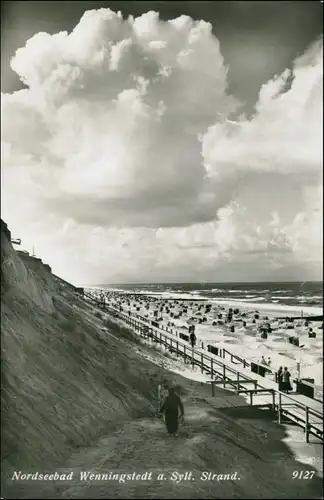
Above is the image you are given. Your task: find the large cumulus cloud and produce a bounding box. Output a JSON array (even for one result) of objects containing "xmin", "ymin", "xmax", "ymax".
[
  {"xmin": 1, "ymin": 9, "xmax": 239, "ymax": 229},
  {"xmin": 1, "ymin": 9, "xmax": 322, "ymax": 283}
]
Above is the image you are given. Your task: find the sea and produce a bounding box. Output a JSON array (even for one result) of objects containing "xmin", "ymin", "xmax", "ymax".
[{"xmin": 95, "ymin": 281, "xmax": 323, "ymax": 310}]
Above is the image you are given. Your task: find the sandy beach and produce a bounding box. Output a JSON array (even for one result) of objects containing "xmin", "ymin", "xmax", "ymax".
[{"xmin": 88, "ymin": 289, "xmax": 323, "ymax": 396}]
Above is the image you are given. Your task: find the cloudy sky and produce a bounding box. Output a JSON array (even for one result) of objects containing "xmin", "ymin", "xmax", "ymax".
[{"xmin": 1, "ymin": 1, "xmax": 323, "ymax": 285}]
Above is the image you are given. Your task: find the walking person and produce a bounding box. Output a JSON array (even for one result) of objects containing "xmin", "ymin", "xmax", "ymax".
[
  {"xmin": 282, "ymin": 367, "xmax": 292, "ymax": 393},
  {"xmin": 160, "ymin": 387, "xmax": 184, "ymax": 437},
  {"xmin": 277, "ymin": 366, "xmax": 283, "ymax": 391},
  {"xmin": 189, "ymin": 331, "xmax": 197, "ymax": 349}
]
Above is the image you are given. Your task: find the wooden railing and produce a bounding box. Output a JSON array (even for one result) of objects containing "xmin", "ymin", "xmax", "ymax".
[
  {"xmin": 82, "ymin": 292, "xmax": 323, "ymax": 443},
  {"xmin": 85, "ymin": 292, "xmax": 320, "ymax": 388}
]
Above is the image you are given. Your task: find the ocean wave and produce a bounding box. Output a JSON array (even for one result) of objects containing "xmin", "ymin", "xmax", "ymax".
[
  {"xmin": 88, "ymin": 286, "xmax": 126, "ymax": 292},
  {"xmin": 271, "ymin": 295, "xmax": 301, "ymax": 300},
  {"xmin": 217, "ymin": 297, "xmax": 267, "ymax": 302},
  {"xmin": 296, "ymin": 295, "xmax": 323, "ymax": 300},
  {"xmin": 216, "ymin": 289, "xmax": 270, "ymax": 294}
]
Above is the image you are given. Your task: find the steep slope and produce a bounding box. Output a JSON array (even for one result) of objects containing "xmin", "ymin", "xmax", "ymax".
[{"xmin": 1, "ymin": 220, "xmax": 159, "ymax": 488}]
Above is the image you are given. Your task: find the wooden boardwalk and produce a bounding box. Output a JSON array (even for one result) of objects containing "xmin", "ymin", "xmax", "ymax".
[{"xmin": 83, "ymin": 292, "xmax": 323, "ymax": 443}]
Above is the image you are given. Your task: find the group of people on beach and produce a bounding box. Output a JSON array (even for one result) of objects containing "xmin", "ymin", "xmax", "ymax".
[
  {"xmin": 260, "ymin": 355, "xmax": 271, "ymax": 366},
  {"xmin": 259, "ymin": 356, "xmax": 293, "ymax": 393},
  {"xmin": 277, "ymin": 366, "xmax": 292, "ymax": 393}
]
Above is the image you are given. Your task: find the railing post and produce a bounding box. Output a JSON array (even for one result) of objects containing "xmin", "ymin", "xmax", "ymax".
[
  {"xmin": 176, "ymin": 341, "xmax": 179, "ymax": 357},
  {"xmin": 223, "ymin": 365, "xmax": 226, "ymax": 388},
  {"xmin": 243, "ymin": 359, "xmax": 246, "ymax": 369},
  {"xmin": 201, "ymin": 353, "xmax": 203, "ymax": 374},
  {"xmin": 272, "ymin": 390, "xmax": 275, "ymax": 411},
  {"xmin": 192, "ymin": 347, "xmax": 194, "ymax": 370},
  {"xmin": 250, "ymin": 391, "xmax": 253, "ymax": 406},
  {"xmin": 211, "ymin": 380, "xmax": 215, "ymax": 397},
  {"xmin": 211, "ymin": 359, "xmax": 214, "ymax": 379},
  {"xmin": 184, "ymin": 345, "xmax": 187, "ymax": 364},
  {"xmin": 305, "ymin": 406, "xmax": 309, "ymax": 443},
  {"xmin": 236, "ymin": 371, "xmax": 240, "ymax": 392},
  {"xmin": 278, "ymin": 392, "xmax": 282, "ymax": 424}
]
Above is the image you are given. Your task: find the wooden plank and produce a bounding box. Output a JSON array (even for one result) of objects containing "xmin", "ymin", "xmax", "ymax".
[
  {"xmin": 236, "ymin": 379, "xmax": 259, "ymax": 385},
  {"xmin": 251, "ymin": 403, "xmax": 273, "ymax": 409},
  {"xmin": 206, "ymin": 379, "xmax": 258, "ymax": 385},
  {"xmin": 237, "ymin": 389, "xmax": 275, "ymax": 394},
  {"xmin": 207, "ymin": 379, "xmax": 238, "ymax": 386}
]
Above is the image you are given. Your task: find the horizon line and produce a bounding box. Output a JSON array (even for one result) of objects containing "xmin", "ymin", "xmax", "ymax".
[{"xmin": 86, "ymin": 280, "xmax": 323, "ymax": 286}]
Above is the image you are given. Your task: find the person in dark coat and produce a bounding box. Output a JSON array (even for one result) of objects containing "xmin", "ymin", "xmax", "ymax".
[
  {"xmin": 160, "ymin": 387, "xmax": 184, "ymax": 436},
  {"xmin": 277, "ymin": 367, "xmax": 283, "ymax": 391},
  {"xmin": 282, "ymin": 367, "xmax": 292, "ymax": 393},
  {"xmin": 189, "ymin": 331, "xmax": 197, "ymax": 348}
]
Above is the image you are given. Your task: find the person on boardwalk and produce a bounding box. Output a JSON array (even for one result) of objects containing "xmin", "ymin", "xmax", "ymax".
[
  {"xmin": 282, "ymin": 367, "xmax": 292, "ymax": 393},
  {"xmin": 277, "ymin": 367, "xmax": 283, "ymax": 391},
  {"xmin": 160, "ymin": 387, "xmax": 184, "ymax": 437},
  {"xmin": 189, "ymin": 331, "xmax": 197, "ymax": 349}
]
